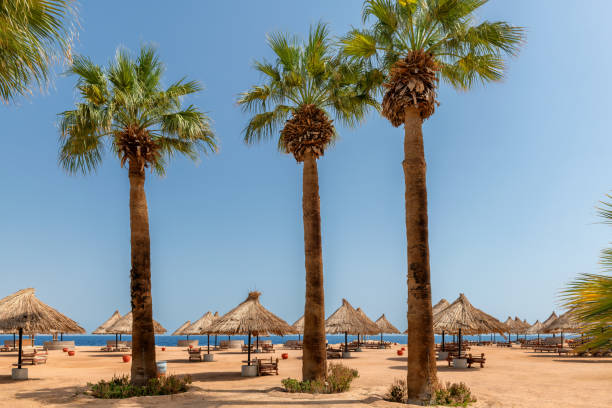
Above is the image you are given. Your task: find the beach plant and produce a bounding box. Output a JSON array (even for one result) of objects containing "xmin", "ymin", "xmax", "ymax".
[
  {"xmin": 341, "ymin": 0, "xmax": 524, "ymax": 402},
  {"xmin": 561, "ymin": 198, "xmax": 612, "ymax": 351},
  {"xmin": 57, "ymin": 45, "xmax": 217, "ymax": 385},
  {"xmin": 384, "ymin": 378, "xmax": 407, "ymax": 403},
  {"xmin": 0, "ymin": 0, "xmax": 77, "ymax": 102},
  {"xmin": 87, "ymin": 374, "xmax": 192, "ymax": 398},
  {"xmin": 281, "ymin": 363, "xmax": 359, "ymax": 393},
  {"xmin": 237, "ymin": 22, "xmax": 378, "ymax": 381},
  {"xmin": 433, "ymin": 382, "xmax": 476, "ymax": 407}
]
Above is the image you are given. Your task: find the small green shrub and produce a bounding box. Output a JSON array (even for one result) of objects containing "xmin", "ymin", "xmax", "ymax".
[
  {"xmin": 87, "ymin": 374, "xmax": 192, "ymax": 399},
  {"xmin": 384, "ymin": 378, "xmax": 407, "ymax": 403},
  {"xmin": 282, "ymin": 363, "xmax": 359, "ymax": 394},
  {"xmin": 434, "ymin": 382, "xmax": 477, "ymax": 407}
]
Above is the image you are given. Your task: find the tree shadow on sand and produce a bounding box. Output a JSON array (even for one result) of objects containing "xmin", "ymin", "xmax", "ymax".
[{"xmin": 14, "ymin": 385, "xmax": 85, "ymax": 405}]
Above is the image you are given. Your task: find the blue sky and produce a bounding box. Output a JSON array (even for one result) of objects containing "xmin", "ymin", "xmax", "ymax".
[{"xmin": 1, "ymin": 0, "xmax": 612, "ymax": 332}]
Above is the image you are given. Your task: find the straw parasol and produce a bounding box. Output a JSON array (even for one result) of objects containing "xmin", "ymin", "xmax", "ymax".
[
  {"xmin": 526, "ymin": 320, "xmax": 544, "ymax": 342},
  {"xmin": 544, "ymin": 310, "xmax": 582, "ymax": 345},
  {"xmin": 326, "ymin": 299, "xmax": 377, "ymax": 353},
  {"xmin": 433, "ymin": 294, "xmax": 507, "ymax": 356},
  {"xmin": 185, "ymin": 311, "xmax": 218, "ymax": 354},
  {"xmin": 432, "ymin": 299, "xmax": 450, "ymax": 315},
  {"xmin": 355, "ymin": 307, "xmax": 380, "ymax": 345},
  {"xmin": 106, "ymin": 311, "xmax": 167, "ymax": 335},
  {"xmin": 206, "ymin": 292, "xmax": 292, "ymax": 366},
  {"xmin": 541, "ymin": 311, "xmax": 558, "ymax": 333},
  {"xmin": 93, "ymin": 310, "xmax": 123, "ymax": 347},
  {"xmin": 291, "ymin": 315, "xmax": 304, "ymax": 342},
  {"xmin": 375, "ymin": 314, "xmax": 400, "ymax": 345},
  {"xmin": 172, "ymin": 321, "xmax": 191, "ymax": 336},
  {"xmin": 0, "ymin": 288, "xmax": 85, "ymax": 369}
]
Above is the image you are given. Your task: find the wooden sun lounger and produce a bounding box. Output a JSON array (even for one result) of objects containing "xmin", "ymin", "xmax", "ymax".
[
  {"xmin": 188, "ymin": 348, "xmax": 202, "ymax": 361},
  {"xmin": 15, "ymin": 349, "xmax": 48, "ymax": 365},
  {"xmin": 261, "ymin": 344, "xmax": 274, "ymax": 353},
  {"xmin": 533, "ymin": 345, "xmax": 558, "ymax": 353},
  {"xmin": 467, "ymin": 353, "xmax": 486, "ymax": 368},
  {"xmin": 256, "ymin": 357, "xmax": 279, "ymax": 376}
]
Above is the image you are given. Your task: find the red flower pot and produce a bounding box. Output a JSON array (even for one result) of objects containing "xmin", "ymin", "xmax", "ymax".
[
  {"xmin": 161, "ymin": 347, "xmax": 166, "ymax": 351},
  {"xmin": 62, "ymin": 347, "xmax": 68, "ymax": 352},
  {"xmin": 68, "ymin": 350, "xmax": 75, "ymax": 356},
  {"xmin": 122, "ymin": 355, "xmax": 131, "ymax": 363},
  {"xmin": 188, "ymin": 345, "xmax": 193, "ymax": 349},
  {"xmin": 281, "ymin": 353, "xmax": 289, "ymax": 360},
  {"xmin": 397, "ymin": 350, "xmax": 403, "ymax": 356},
  {"xmin": 401, "ymin": 347, "xmax": 405, "ymax": 351}
]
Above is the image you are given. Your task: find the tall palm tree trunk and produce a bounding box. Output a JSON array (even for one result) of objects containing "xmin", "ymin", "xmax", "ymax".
[
  {"xmin": 128, "ymin": 161, "xmax": 157, "ymax": 385},
  {"xmin": 301, "ymin": 151, "xmax": 326, "ymax": 381},
  {"xmin": 404, "ymin": 108, "xmax": 437, "ymax": 403}
]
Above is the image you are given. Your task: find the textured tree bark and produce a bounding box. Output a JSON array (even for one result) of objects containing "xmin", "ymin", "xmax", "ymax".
[
  {"xmin": 128, "ymin": 161, "xmax": 157, "ymax": 385},
  {"xmin": 403, "ymin": 108, "xmax": 438, "ymax": 404},
  {"xmin": 301, "ymin": 151, "xmax": 327, "ymax": 381}
]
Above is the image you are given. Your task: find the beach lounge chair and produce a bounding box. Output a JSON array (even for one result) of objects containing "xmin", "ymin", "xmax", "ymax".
[
  {"xmin": 188, "ymin": 347, "xmax": 202, "ymax": 361},
  {"xmin": 256, "ymin": 357, "xmax": 279, "ymax": 376},
  {"xmin": 262, "ymin": 344, "xmax": 274, "ymax": 353},
  {"xmin": 17, "ymin": 348, "xmax": 47, "ymax": 365},
  {"xmin": 467, "ymin": 353, "xmax": 486, "ymax": 368}
]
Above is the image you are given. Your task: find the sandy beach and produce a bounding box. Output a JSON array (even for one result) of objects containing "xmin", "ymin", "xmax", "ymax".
[{"xmin": 0, "ymin": 344, "xmax": 610, "ymax": 407}]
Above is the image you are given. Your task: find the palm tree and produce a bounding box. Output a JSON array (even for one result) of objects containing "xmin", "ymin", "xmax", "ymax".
[
  {"xmin": 341, "ymin": 0, "xmax": 524, "ymax": 403},
  {"xmin": 561, "ymin": 198, "xmax": 612, "ymax": 350},
  {"xmin": 1, "ymin": 0, "xmax": 76, "ymax": 102},
  {"xmin": 58, "ymin": 46, "xmax": 217, "ymax": 385},
  {"xmin": 238, "ymin": 23, "xmax": 377, "ymax": 381}
]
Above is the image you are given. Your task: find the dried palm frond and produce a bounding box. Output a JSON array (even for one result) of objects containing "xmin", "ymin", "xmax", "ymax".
[
  {"xmin": 432, "ymin": 299, "xmax": 450, "ymax": 315},
  {"xmin": 281, "ymin": 104, "xmax": 334, "ymax": 162},
  {"xmin": 0, "ymin": 288, "xmax": 85, "ymax": 334},
  {"xmin": 115, "ymin": 124, "xmax": 161, "ymax": 171},
  {"xmin": 382, "ymin": 50, "xmax": 439, "ymax": 126},
  {"xmin": 92, "ymin": 310, "xmax": 122, "ymax": 335},
  {"xmin": 206, "ymin": 292, "xmax": 292, "ymax": 336},
  {"xmin": 106, "ymin": 311, "xmax": 166, "ymax": 335}
]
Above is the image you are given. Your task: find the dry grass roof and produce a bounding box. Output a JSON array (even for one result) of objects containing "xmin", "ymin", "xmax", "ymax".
[
  {"xmin": 544, "ymin": 310, "xmax": 582, "ymax": 333},
  {"xmin": 0, "ymin": 288, "xmax": 85, "ymax": 334},
  {"xmin": 432, "ymin": 299, "xmax": 450, "ymax": 315},
  {"xmin": 375, "ymin": 314, "xmax": 400, "ymax": 334},
  {"xmin": 325, "ymin": 299, "xmax": 379, "ymax": 335},
  {"xmin": 433, "ymin": 294, "xmax": 507, "ymax": 335},
  {"xmin": 106, "ymin": 311, "xmax": 167, "ymax": 335},
  {"xmin": 291, "ymin": 315, "xmax": 304, "ymax": 334},
  {"xmin": 206, "ymin": 292, "xmax": 292, "ymax": 336},
  {"xmin": 356, "ymin": 308, "xmax": 380, "ymax": 334},
  {"xmin": 171, "ymin": 320, "xmax": 191, "ymax": 336},
  {"xmin": 526, "ymin": 320, "xmax": 544, "ymax": 334},
  {"xmin": 541, "ymin": 311, "xmax": 558, "ymax": 329},
  {"xmin": 92, "ymin": 311, "xmax": 122, "ymax": 335},
  {"xmin": 184, "ymin": 311, "xmax": 218, "ymax": 335}
]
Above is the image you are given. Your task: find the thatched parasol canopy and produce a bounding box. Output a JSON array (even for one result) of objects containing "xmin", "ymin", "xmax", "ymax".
[
  {"xmin": 375, "ymin": 314, "xmax": 400, "ymax": 334},
  {"xmin": 92, "ymin": 311, "xmax": 122, "ymax": 335},
  {"xmin": 433, "ymin": 294, "xmax": 507, "ymax": 335},
  {"xmin": 291, "ymin": 315, "xmax": 304, "ymax": 334},
  {"xmin": 526, "ymin": 320, "xmax": 544, "ymax": 335},
  {"xmin": 184, "ymin": 311, "xmax": 218, "ymax": 335},
  {"xmin": 544, "ymin": 310, "xmax": 582, "ymax": 334},
  {"xmin": 356, "ymin": 307, "xmax": 380, "ymax": 335},
  {"xmin": 325, "ymin": 299, "xmax": 378, "ymax": 335},
  {"xmin": 171, "ymin": 320, "xmax": 191, "ymax": 336},
  {"xmin": 106, "ymin": 311, "xmax": 167, "ymax": 335},
  {"xmin": 206, "ymin": 292, "xmax": 292, "ymax": 336},
  {"xmin": 0, "ymin": 288, "xmax": 85, "ymax": 334},
  {"xmin": 541, "ymin": 311, "xmax": 558, "ymax": 333},
  {"xmin": 514, "ymin": 317, "xmax": 530, "ymax": 333},
  {"xmin": 432, "ymin": 299, "xmax": 450, "ymax": 315},
  {"xmin": 503, "ymin": 316, "xmax": 520, "ymax": 333}
]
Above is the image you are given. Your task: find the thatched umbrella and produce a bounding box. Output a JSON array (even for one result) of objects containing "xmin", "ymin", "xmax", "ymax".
[
  {"xmin": 326, "ymin": 299, "xmax": 377, "ymax": 353},
  {"xmin": 92, "ymin": 310, "xmax": 123, "ymax": 347},
  {"xmin": 355, "ymin": 307, "xmax": 379, "ymax": 345},
  {"xmin": 185, "ymin": 311, "xmax": 218, "ymax": 354},
  {"xmin": 106, "ymin": 311, "xmax": 167, "ymax": 335},
  {"xmin": 541, "ymin": 311, "xmax": 558, "ymax": 333},
  {"xmin": 503, "ymin": 316, "xmax": 520, "ymax": 343},
  {"xmin": 432, "ymin": 299, "xmax": 450, "ymax": 315},
  {"xmin": 375, "ymin": 314, "xmax": 400, "ymax": 345},
  {"xmin": 172, "ymin": 320, "xmax": 191, "ymax": 337},
  {"xmin": 206, "ymin": 292, "xmax": 292, "ymax": 366},
  {"xmin": 544, "ymin": 310, "xmax": 582, "ymax": 346},
  {"xmin": 291, "ymin": 315, "xmax": 304, "ymax": 342},
  {"xmin": 433, "ymin": 294, "xmax": 507, "ymax": 356},
  {"xmin": 0, "ymin": 288, "xmax": 85, "ymax": 369},
  {"xmin": 526, "ymin": 320, "xmax": 544, "ymax": 342}
]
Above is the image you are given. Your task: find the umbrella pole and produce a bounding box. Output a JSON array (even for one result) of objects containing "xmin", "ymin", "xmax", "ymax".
[
  {"xmin": 458, "ymin": 328, "xmax": 462, "ymax": 358},
  {"xmin": 561, "ymin": 331, "xmax": 564, "ymax": 347},
  {"xmin": 207, "ymin": 334, "xmax": 210, "ymax": 354},
  {"xmin": 18, "ymin": 328, "xmax": 23, "ymax": 369},
  {"xmin": 442, "ymin": 331, "xmax": 445, "ymax": 352},
  {"xmin": 13, "ymin": 333, "xmax": 16, "ymax": 348},
  {"xmin": 345, "ymin": 332, "xmax": 348, "ymax": 353},
  {"xmin": 115, "ymin": 334, "xmax": 118, "ymax": 348},
  {"xmin": 215, "ymin": 335, "xmax": 217, "ymax": 347},
  {"xmin": 247, "ymin": 332, "xmax": 252, "ymax": 366},
  {"xmin": 380, "ymin": 332, "xmax": 383, "ymax": 346}
]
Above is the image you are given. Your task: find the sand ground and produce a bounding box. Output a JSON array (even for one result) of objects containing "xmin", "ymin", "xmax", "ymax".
[{"xmin": 0, "ymin": 344, "xmax": 610, "ymax": 407}]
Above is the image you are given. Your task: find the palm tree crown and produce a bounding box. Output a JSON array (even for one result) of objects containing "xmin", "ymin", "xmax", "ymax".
[
  {"xmin": 58, "ymin": 46, "xmax": 217, "ymax": 175},
  {"xmin": 1, "ymin": 0, "xmax": 76, "ymax": 102},
  {"xmin": 238, "ymin": 22, "xmax": 378, "ymax": 161},
  {"xmin": 342, "ymin": 0, "xmax": 524, "ymax": 124}
]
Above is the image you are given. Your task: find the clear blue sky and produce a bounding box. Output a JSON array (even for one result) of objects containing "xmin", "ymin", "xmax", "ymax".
[{"xmin": 1, "ymin": 0, "xmax": 611, "ymax": 332}]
